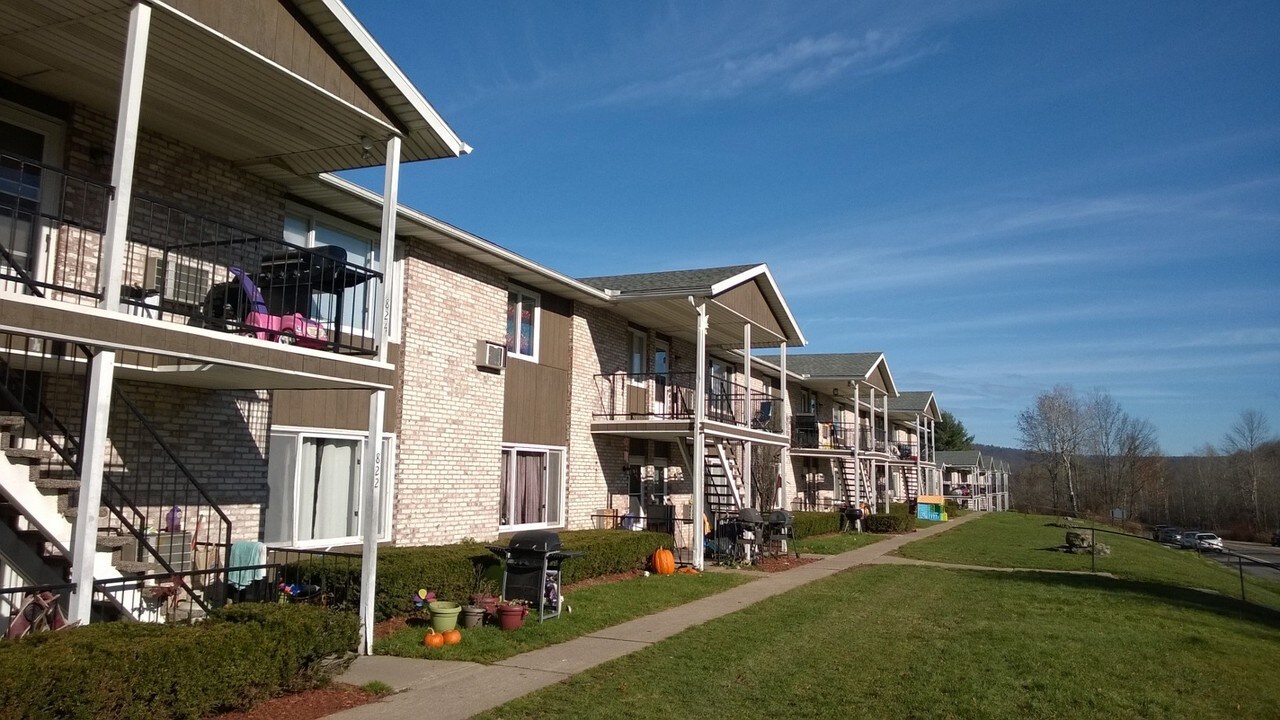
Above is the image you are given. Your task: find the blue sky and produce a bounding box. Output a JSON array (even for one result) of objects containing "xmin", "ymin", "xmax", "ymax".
[{"xmin": 344, "ymin": 1, "xmax": 1280, "ymax": 455}]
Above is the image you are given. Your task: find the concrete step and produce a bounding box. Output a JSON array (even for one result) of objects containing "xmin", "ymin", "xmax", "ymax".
[
  {"xmin": 0, "ymin": 413, "xmax": 24, "ymax": 429},
  {"xmin": 96, "ymin": 534, "xmax": 134, "ymax": 552},
  {"xmin": 3, "ymin": 446, "xmax": 51, "ymax": 462},
  {"xmin": 34, "ymin": 476, "xmax": 80, "ymax": 491},
  {"xmin": 114, "ymin": 559, "xmax": 162, "ymax": 574}
]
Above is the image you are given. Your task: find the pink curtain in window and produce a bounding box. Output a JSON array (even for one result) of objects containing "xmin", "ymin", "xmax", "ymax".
[{"xmin": 514, "ymin": 452, "xmax": 543, "ymax": 524}]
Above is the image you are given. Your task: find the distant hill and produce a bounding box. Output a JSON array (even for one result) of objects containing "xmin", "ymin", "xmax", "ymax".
[{"xmin": 974, "ymin": 444, "xmax": 1036, "ymax": 473}]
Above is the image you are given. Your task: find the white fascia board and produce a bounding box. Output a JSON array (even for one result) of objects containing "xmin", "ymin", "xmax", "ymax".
[
  {"xmin": 709, "ymin": 264, "xmax": 807, "ymax": 347},
  {"xmin": 319, "ymin": 0, "xmax": 470, "ymax": 156},
  {"xmin": 316, "ymin": 174, "xmax": 609, "ymax": 301}
]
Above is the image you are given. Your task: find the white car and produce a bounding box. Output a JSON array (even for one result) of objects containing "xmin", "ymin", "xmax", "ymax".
[{"xmin": 1195, "ymin": 533, "xmax": 1224, "ymax": 552}]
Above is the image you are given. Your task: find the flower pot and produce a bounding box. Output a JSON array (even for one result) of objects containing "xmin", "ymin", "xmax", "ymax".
[
  {"xmin": 427, "ymin": 601, "xmax": 462, "ymax": 632},
  {"xmin": 471, "ymin": 594, "xmax": 499, "ymax": 619},
  {"xmin": 496, "ymin": 604, "xmax": 528, "ymax": 631},
  {"xmin": 461, "ymin": 605, "xmax": 485, "ymax": 629}
]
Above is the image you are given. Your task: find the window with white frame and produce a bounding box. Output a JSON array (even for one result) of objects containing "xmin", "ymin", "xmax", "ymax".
[
  {"xmin": 498, "ymin": 445, "xmax": 564, "ymax": 530},
  {"xmin": 505, "ymin": 286, "xmax": 540, "ymax": 361},
  {"xmin": 628, "ymin": 328, "xmax": 647, "ymax": 380},
  {"xmin": 264, "ymin": 428, "xmax": 395, "ymax": 547},
  {"xmin": 283, "ymin": 209, "xmax": 398, "ymax": 341}
]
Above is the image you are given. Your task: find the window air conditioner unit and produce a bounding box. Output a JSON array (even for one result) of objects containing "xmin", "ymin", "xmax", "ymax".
[{"xmin": 476, "ymin": 340, "xmax": 507, "ymax": 371}]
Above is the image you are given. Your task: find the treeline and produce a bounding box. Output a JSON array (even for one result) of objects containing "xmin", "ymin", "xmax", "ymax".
[{"xmin": 1012, "ymin": 386, "xmax": 1280, "ymax": 539}]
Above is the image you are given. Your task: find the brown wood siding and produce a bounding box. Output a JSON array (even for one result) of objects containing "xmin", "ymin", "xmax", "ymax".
[
  {"xmin": 165, "ymin": 0, "xmax": 388, "ymax": 123},
  {"xmin": 273, "ymin": 343, "xmax": 400, "ymax": 431},
  {"xmin": 715, "ymin": 280, "xmax": 785, "ymax": 339},
  {"xmin": 503, "ymin": 359, "xmax": 568, "ymax": 446},
  {"xmin": 538, "ymin": 292, "xmax": 572, "ymax": 371}
]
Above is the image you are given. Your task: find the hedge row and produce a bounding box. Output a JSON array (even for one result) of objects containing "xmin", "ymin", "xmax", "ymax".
[
  {"xmin": 0, "ymin": 603, "xmax": 355, "ymax": 720},
  {"xmin": 792, "ymin": 511, "xmax": 841, "ymax": 538},
  {"xmin": 865, "ymin": 513, "xmax": 917, "ymax": 533},
  {"xmin": 291, "ymin": 529, "xmax": 670, "ymax": 620},
  {"xmin": 944, "ymin": 500, "xmax": 967, "ymax": 517}
]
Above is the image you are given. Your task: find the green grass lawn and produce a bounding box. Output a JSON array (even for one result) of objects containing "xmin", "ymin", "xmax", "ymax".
[
  {"xmin": 793, "ymin": 531, "xmax": 888, "ymax": 555},
  {"xmin": 476, "ymin": 564, "xmax": 1280, "ymax": 719},
  {"xmin": 376, "ymin": 571, "xmax": 750, "ymax": 664},
  {"xmin": 897, "ymin": 512, "xmax": 1280, "ymax": 609}
]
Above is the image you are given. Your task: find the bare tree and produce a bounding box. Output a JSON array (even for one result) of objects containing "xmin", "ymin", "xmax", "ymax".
[
  {"xmin": 1084, "ymin": 390, "xmax": 1124, "ymax": 512},
  {"xmin": 1018, "ymin": 385, "xmax": 1085, "ymax": 514},
  {"xmin": 1221, "ymin": 409, "xmax": 1273, "ymax": 528}
]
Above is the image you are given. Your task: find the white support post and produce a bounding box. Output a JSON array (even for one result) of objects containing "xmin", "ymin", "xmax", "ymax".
[
  {"xmin": 69, "ymin": 2, "xmax": 151, "ymax": 625},
  {"xmin": 882, "ymin": 394, "xmax": 890, "ymax": 512},
  {"xmin": 358, "ymin": 135, "xmax": 400, "ymax": 655},
  {"xmin": 100, "ymin": 2, "xmax": 150, "ymax": 313},
  {"xmin": 777, "ymin": 342, "xmax": 789, "ymax": 510},
  {"xmin": 692, "ymin": 303, "xmax": 708, "ymax": 570},
  {"xmin": 68, "ymin": 352, "xmax": 115, "ymax": 624},
  {"xmin": 741, "ymin": 323, "xmax": 751, "ymax": 508}
]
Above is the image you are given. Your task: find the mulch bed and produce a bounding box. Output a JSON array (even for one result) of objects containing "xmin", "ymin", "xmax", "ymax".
[
  {"xmin": 208, "ymin": 684, "xmax": 382, "ymax": 720},
  {"xmin": 752, "ymin": 555, "xmax": 819, "ymax": 572}
]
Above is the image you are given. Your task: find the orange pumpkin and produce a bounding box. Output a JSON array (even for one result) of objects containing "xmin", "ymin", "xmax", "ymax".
[
  {"xmin": 443, "ymin": 629, "xmax": 462, "ymax": 645},
  {"xmin": 651, "ymin": 547, "xmax": 676, "ymax": 576},
  {"xmin": 423, "ymin": 629, "xmax": 445, "ymax": 648}
]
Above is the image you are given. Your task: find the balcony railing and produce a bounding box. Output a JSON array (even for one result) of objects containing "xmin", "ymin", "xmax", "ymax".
[
  {"xmin": 593, "ymin": 371, "xmax": 781, "ymax": 432},
  {"xmin": 791, "ymin": 418, "xmax": 857, "ymax": 449},
  {"xmin": 1, "ymin": 154, "xmax": 382, "ymax": 356}
]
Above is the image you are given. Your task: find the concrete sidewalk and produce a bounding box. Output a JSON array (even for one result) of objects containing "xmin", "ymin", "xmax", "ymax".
[{"xmin": 329, "ymin": 512, "xmax": 982, "ymax": 720}]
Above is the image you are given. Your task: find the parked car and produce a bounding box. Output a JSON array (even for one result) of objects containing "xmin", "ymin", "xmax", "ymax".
[
  {"xmin": 1195, "ymin": 533, "xmax": 1224, "ymax": 552},
  {"xmin": 1157, "ymin": 527, "xmax": 1181, "ymax": 544},
  {"xmin": 1179, "ymin": 531, "xmax": 1201, "ymax": 549},
  {"xmin": 1272, "ymin": 530, "xmax": 1280, "ymax": 547}
]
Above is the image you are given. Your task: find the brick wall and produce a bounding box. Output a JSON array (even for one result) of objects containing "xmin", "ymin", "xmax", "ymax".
[
  {"xmin": 392, "ymin": 241, "xmax": 507, "ymax": 545},
  {"xmin": 564, "ymin": 302, "xmax": 629, "ymax": 529}
]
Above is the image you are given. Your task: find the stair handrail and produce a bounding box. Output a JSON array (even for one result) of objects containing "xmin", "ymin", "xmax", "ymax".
[{"xmin": 2, "ymin": 239, "xmax": 231, "ymax": 614}]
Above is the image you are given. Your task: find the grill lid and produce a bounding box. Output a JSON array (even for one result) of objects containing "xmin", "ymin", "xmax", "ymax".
[
  {"xmin": 737, "ymin": 508, "xmax": 764, "ymax": 525},
  {"xmin": 507, "ymin": 529, "xmax": 561, "ymax": 553},
  {"xmin": 768, "ymin": 510, "xmax": 794, "ymax": 526}
]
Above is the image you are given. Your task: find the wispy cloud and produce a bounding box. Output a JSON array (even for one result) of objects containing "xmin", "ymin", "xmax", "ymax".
[{"xmin": 592, "ymin": 30, "xmax": 937, "ymax": 106}]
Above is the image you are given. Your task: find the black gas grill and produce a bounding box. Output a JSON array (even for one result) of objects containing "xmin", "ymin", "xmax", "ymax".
[{"xmin": 487, "ymin": 530, "xmax": 584, "ymax": 622}]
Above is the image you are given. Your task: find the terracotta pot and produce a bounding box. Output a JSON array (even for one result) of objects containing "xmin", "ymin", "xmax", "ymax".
[
  {"xmin": 472, "ymin": 594, "xmax": 499, "ymax": 620},
  {"xmin": 496, "ymin": 604, "xmax": 528, "ymax": 631}
]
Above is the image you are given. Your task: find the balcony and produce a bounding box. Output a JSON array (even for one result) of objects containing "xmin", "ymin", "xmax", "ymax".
[
  {"xmin": 790, "ymin": 417, "xmax": 857, "ymax": 450},
  {"xmin": 1, "ymin": 154, "xmax": 381, "ymax": 357},
  {"xmin": 592, "ymin": 371, "xmax": 781, "ymax": 439}
]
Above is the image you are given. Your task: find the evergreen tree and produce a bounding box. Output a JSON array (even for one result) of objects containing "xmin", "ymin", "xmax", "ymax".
[{"xmin": 936, "ymin": 410, "xmax": 975, "ymax": 451}]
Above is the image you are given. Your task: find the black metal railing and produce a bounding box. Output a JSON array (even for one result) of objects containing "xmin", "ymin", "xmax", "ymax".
[
  {"xmin": 0, "ymin": 329, "xmax": 232, "ymax": 617},
  {"xmin": 791, "ymin": 418, "xmax": 857, "ymax": 449},
  {"xmin": 1, "ymin": 153, "xmax": 111, "ymax": 303},
  {"xmin": 593, "ymin": 371, "xmax": 697, "ymax": 421},
  {"xmin": 122, "ymin": 197, "xmax": 382, "ymax": 355}
]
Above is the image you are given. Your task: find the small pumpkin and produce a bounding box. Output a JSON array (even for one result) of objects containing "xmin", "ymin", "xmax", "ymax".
[
  {"xmin": 651, "ymin": 547, "xmax": 676, "ymax": 576},
  {"xmin": 443, "ymin": 629, "xmax": 462, "ymax": 645},
  {"xmin": 423, "ymin": 629, "xmax": 445, "ymax": 648}
]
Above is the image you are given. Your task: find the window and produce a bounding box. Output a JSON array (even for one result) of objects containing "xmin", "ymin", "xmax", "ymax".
[
  {"xmin": 499, "ymin": 445, "xmax": 564, "ymax": 530},
  {"xmin": 264, "ymin": 428, "xmax": 395, "ymax": 547},
  {"xmin": 145, "ymin": 256, "xmax": 209, "ymax": 305},
  {"xmin": 628, "ymin": 328, "xmax": 647, "ymax": 380},
  {"xmin": 283, "ymin": 209, "xmax": 390, "ymax": 340},
  {"xmin": 506, "ymin": 287, "xmax": 540, "ymax": 361},
  {"xmin": 0, "ymin": 103, "xmax": 63, "ymax": 287}
]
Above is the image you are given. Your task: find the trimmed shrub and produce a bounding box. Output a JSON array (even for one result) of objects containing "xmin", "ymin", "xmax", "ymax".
[
  {"xmin": 944, "ymin": 500, "xmax": 967, "ymax": 518},
  {"xmin": 290, "ymin": 529, "xmax": 671, "ymax": 621},
  {"xmin": 888, "ymin": 502, "xmax": 913, "ymax": 516},
  {"xmin": 793, "ymin": 511, "xmax": 841, "ymax": 538},
  {"xmin": 0, "ymin": 603, "xmax": 355, "ymax": 720},
  {"xmin": 865, "ymin": 513, "xmax": 917, "ymax": 534}
]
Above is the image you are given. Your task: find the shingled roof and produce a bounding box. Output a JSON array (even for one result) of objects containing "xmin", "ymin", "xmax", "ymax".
[
  {"xmin": 755, "ymin": 352, "xmax": 884, "ymax": 378},
  {"xmin": 578, "ymin": 265, "xmax": 759, "ymax": 294},
  {"xmin": 936, "ymin": 450, "xmax": 982, "ymax": 468},
  {"xmin": 888, "ymin": 391, "xmax": 936, "ymax": 413}
]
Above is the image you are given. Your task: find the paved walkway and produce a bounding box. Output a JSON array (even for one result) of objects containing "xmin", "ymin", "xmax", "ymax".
[{"xmin": 329, "ymin": 512, "xmax": 983, "ymax": 720}]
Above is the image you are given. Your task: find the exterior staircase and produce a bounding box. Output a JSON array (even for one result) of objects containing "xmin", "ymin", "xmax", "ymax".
[
  {"xmin": 833, "ymin": 456, "xmax": 873, "ymax": 508},
  {"xmin": 0, "ymin": 413, "xmax": 166, "ymax": 624},
  {"xmin": 902, "ymin": 465, "xmax": 920, "ymax": 503},
  {"xmin": 702, "ymin": 438, "xmax": 746, "ymax": 517}
]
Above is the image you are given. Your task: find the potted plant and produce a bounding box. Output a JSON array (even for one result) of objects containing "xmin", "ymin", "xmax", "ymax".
[
  {"xmin": 469, "ymin": 565, "xmax": 501, "ymax": 620},
  {"xmin": 495, "ymin": 598, "xmax": 529, "ymax": 631}
]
